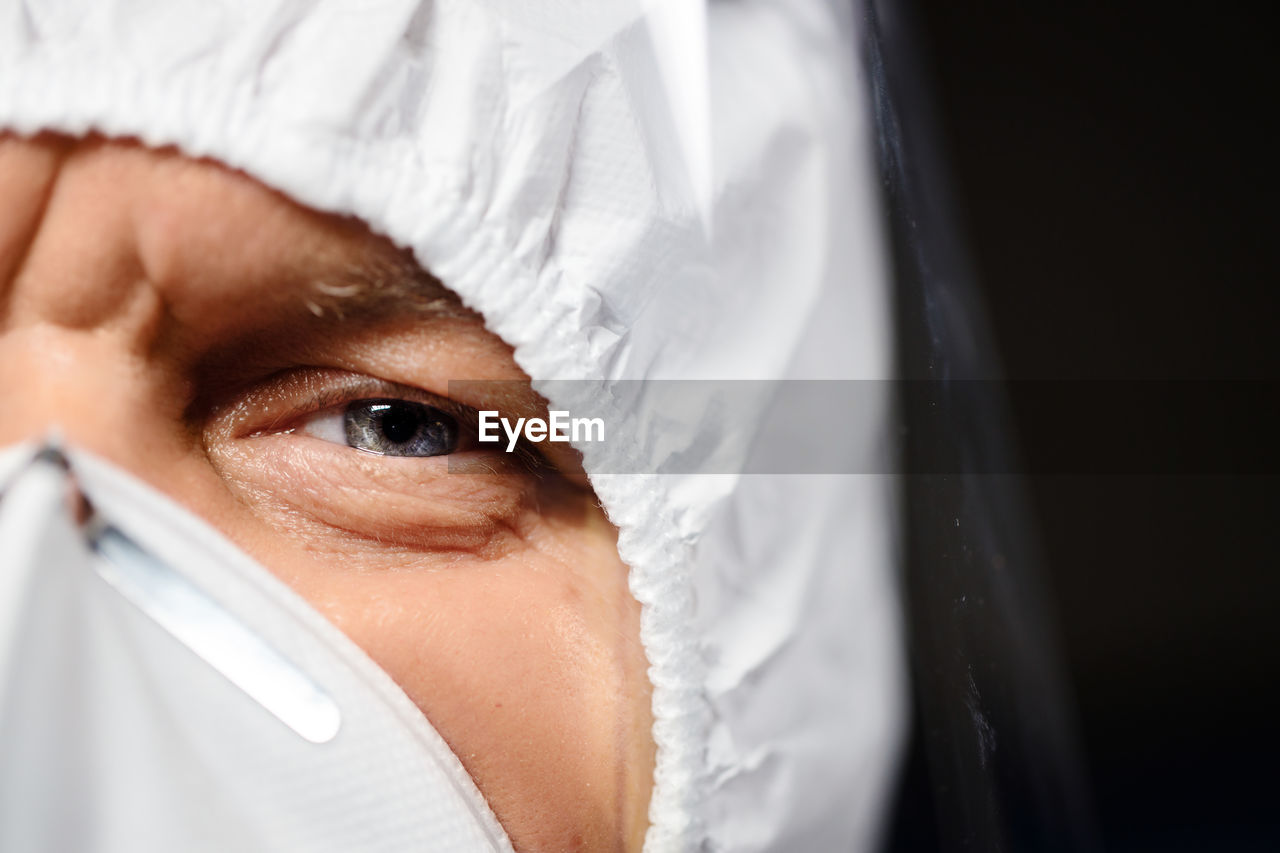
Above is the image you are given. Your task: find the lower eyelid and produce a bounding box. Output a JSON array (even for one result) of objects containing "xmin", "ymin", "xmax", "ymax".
[{"xmin": 209, "ymin": 433, "xmax": 535, "ymax": 554}]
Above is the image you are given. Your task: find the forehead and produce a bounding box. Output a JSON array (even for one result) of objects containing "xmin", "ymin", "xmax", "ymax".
[{"xmin": 0, "ymin": 134, "xmax": 473, "ymax": 344}]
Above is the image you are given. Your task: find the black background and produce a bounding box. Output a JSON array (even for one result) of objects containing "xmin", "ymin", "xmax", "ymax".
[{"xmin": 888, "ymin": 2, "xmax": 1277, "ymax": 851}]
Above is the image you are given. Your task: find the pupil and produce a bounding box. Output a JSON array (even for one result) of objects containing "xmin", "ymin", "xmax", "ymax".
[
  {"xmin": 344, "ymin": 398, "xmax": 457, "ymax": 457},
  {"xmin": 376, "ymin": 403, "xmax": 421, "ymax": 444}
]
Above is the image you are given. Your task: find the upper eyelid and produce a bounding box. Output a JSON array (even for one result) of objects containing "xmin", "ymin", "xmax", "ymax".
[
  {"xmin": 218, "ymin": 369, "xmax": 475, "ymax": 439},
  {"xmin": 274, "ymin": 384, "xmax": 480, "ymax": 439}
]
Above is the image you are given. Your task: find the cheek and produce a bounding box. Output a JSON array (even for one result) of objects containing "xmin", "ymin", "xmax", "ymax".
[
  {"xmin": 203, "ymin": 417, "xmax": 654, "ymax": 849},
  {"xmin": 229, "ymin": 501, "xmax": 653, "ymax": 853}
]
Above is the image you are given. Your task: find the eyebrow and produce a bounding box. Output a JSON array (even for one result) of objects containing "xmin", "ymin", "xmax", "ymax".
[
  {"xmin": 301, "ymin": 247, "xmax": 479, "ymax": 323},
  {"xmin": 295, "ymin": 250, "xmax": 587, "ymax": 477}
]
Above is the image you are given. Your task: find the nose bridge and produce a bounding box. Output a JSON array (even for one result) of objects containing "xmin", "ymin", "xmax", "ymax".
[
  {"xmin": 0, "ymin": 141, "xmax": 179, "ymax": 462},
  {"xmin": 0, "ymin": 322, "xmax": 181, "ymax": 475}
]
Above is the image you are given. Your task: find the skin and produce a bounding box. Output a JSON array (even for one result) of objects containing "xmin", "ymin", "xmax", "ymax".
[{"xmin": 0, "ymin": 133, "xmax": 654, "ymax": 853}]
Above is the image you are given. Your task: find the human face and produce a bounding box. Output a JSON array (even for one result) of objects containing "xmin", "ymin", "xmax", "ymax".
[{"xmin": 0, "ymin": 134, "xmax": 654, "ymax": 852}]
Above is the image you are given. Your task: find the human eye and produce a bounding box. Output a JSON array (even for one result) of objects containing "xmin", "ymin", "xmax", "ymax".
[
  {"xmin": 218, "ymin": 369, "xmax": 486, "ymax": 462},
  {"xmin": 297, "ymin": 398, "xmax": 461, "ymax": 458},
  {"xmin": 200, "ymin": 368, "xmax": 549, "ymax": 557}
]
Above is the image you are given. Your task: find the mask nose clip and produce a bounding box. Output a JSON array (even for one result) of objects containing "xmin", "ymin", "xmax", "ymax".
[
  {"xmin": 0, "ymin": 437, "xmax": 91, "ymax": 539},
  {"xmin": 30, "ymin": 440, "xmax": 95, "ymax": 527},
  {"xmin": 0, "ymin": 439, "xmax": 91, "ymax": 637},
  {"xmin": 0, "ymin": 440, "xmax": 343, "ymax": 746},
  {"xmin": 0, "ymin": 439, "xmax": 514, "ymax": 853}
]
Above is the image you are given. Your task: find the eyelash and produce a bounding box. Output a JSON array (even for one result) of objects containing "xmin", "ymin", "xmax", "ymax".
[
  {"xmin": 280, "ymin": 387, "xmax": 479, "ymax": 441},
  {"xmin": 237, "ymin": 370, "xmax": 550, "ymax": 472},
  {"xmin": 231, "ymin": 372, "xmax": 467, "ymax": 438}
]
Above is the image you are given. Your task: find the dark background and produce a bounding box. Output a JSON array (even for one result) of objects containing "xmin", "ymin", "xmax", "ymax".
[{"xmin": 887, "ymin": 2, "xmax": 1277, "ymax": 851}]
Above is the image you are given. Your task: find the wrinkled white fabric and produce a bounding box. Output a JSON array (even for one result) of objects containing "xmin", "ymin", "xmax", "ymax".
[
  {"xmin": 0, "ymin": 1, "xmax": 906, "ymax": 850},
  {"xmin": 0, "ymin": 443, "xmax": 514, "ymax": 853}
]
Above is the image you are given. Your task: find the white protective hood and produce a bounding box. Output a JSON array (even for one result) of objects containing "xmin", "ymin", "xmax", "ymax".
[{"xmin": 0, "ymin": 1, "xmax": 906, "ymax": 850}]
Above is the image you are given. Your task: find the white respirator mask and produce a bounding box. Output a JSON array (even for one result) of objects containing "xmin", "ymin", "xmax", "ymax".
[{"xmin": 0, "ymin": 441, "xmax": 514, "ymax": 853}]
